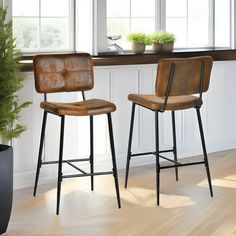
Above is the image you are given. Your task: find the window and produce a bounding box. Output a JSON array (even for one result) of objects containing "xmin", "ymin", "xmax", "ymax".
[
  {"xmin": 107, "ymin": 0, "xmax": 232, "ymax": 51},
  {"xmin": 7, "ymin": 0, "xmax": 234, "ymax": 55},
  {"xmin": 214, "ymin": 0, "xmax": 231, "ymax": 47},
  {"xmin": 165, "ymin": 0, "xmax": 210, "ymax": 48},
  {"xmin": 107, "ymin": 0, "xmax": 155, "ymax": 49},
  {"xmin": 12, "ymin": 0, "xmax": 74, "ymax": 53}
]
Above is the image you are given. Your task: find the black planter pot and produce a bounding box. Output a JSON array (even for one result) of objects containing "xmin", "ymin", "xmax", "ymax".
[{"xmin": 0, "ymin": 145, "xmax": 13, "ymax": 235}]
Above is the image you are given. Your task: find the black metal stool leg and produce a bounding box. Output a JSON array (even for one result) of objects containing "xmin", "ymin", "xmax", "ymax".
[
  {"xmin": 155, "ymin": 110, "xmax": 160, "ymax": 205},
  {"xmin": 171, "ymin": 111, "xmax": 178, "ymax": 181},
  {"xmin": 125, "ymin": 103, "xmax": 136, "ymax": 188},
  {"xmin": 196, "ymin": 108, "xmax": 213, "ymax": 197},
  {"xmin": 107, "ymin": 113, "xmax": 121, "ymax": 208},
  {"xmin": 33, "ymin": 110, "xmax": 47, "ymax": 196},
  {"xmin": 90, "ymin": 116, "xmax": 94, "ymax": 191},
  {"xmin": 56, "ymin": 115, "xmax": 65, "ymax": 215}
]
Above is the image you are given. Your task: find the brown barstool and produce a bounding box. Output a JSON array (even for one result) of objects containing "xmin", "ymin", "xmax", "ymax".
[
  {"xmin": 125, "ymin": 56, "xmax": 214, "ymax": 205},
  {"xmin": 33, "ymin": 53, "xmax": 121, "ymax": 214}
]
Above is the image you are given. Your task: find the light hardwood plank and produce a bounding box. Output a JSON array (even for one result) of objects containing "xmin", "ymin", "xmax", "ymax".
[{"xmin": 6, "ymin": 149, "xmax": 236, "ymax": 236}]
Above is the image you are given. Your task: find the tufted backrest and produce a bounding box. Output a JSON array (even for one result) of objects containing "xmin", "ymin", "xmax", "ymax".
[
  {"xmin": 155, "ymin": 56, "xmax": 213, "ymax": 97},
  {"xmin": 33, "ymin": 53, "xmax": 94, "ymax": 93}
]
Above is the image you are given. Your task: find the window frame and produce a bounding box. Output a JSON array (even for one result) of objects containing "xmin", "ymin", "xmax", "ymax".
[
  {"xmin": 105, "ymin": 0, "xmax": 230, "ymax": 51},
  {"xmin": 3, "ymin": 0, "xmax": 236, "ymax": 56},
  {"xmin": 7, "ymin": 0, "xmax": 75, "ymax": 54}
]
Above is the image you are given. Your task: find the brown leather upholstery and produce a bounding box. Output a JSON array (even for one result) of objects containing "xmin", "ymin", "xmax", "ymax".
[
  {"xmin": 129, "ymin": 56, "xmax": 213, "ymax": 111},
  {"xmin": 40, "ymin": 99, "xmax": 116, "ymax": 116},
  {"xmin": 33, "ymin": 53, "xmax": 116, "ymax": 116},
  {"xmin": 128, "ymin": 94, "xmax": 202, "ymax": 111},
  {"xmin": 33, "ymin": 53, "xmax": 121, "ymax": 213},
  {"xmin": 156, "ymin": 56, "xmax": 213, "ymax": 96},
  {"xmin": 125, "ymin": 56, "xmax": 214, "ymax": 205},
  {"xmin": 33, "ymin": 53, "xmax": 94, "ymax": 93}
]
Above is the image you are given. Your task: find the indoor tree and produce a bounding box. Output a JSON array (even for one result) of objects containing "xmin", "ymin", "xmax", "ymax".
[{"xmin": 0, "ymin": 7, "xmax": 31, "ymax": 144}]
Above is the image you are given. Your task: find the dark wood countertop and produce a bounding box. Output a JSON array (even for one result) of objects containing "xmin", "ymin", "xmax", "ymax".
[{"xmin": 20, "ymin": 49, "xmax": 236, "ymax": 72}]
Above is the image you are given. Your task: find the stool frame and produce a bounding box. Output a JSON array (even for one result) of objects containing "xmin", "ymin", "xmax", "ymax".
[
  {"xmin": 33, "ymin": 54, "xmax": 121, "ymax": 214},
  {"xmin": 125, "ymin": 57, "xmax": 214, "ymax": 205}
]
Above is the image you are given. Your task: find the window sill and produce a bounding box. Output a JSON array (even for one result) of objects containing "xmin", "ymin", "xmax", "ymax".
[
  {"xmin": 20, "ymin": 48, "xmax": 236, "ymax": 72},
  {"xmin": 94, "ymin": 48, "xmax": 236, "ymax": 66}
]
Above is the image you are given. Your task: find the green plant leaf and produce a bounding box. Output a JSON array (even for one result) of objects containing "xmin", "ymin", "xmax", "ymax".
[
  {"xmin": 151, "ymin": 31, "xmax": 176, "ymax": 44},
  {"xmin": 0, "ymin": 7, "xmax": 31, "ymax": 143},
  {"xmin": 127, "ymin": 32, "xmax": 151, "ymax": 45}
]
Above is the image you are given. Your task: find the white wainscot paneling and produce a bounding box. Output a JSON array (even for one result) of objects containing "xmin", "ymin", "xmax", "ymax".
[
  {"xmin": 110, "ymin": 66, "xmax": 140, "ymax": 151},
  {"xmin": 13, "ymin": 61, "xmax": 236, "ymax": 189},
  {"xmin": 206, "ymin": 62, "xmax": 227, "ymax": 143},
  {"xmin": 204, "ymin": 61, "xmax": 236, "ymax": 152},
  {"xmin": 85, "ymin": 69, "xmax": 111, "ymax": 163},
  {"xmin": 226, "ymin": 62, "xmax": 236, "ymax": 140}
]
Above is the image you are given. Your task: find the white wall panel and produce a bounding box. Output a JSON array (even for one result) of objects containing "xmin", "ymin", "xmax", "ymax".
[
  {"xmin": 76, "ymin": 70, "xmax": 111, "ymax": 161},
  {"xmin": 13, "ymin": 61, "xmax": 236, "ymax": 189},
  {"xmin": 139, "ymin": 65, "xmax": 156, "ymax": 152},
  {"xmin": 13, "ymin": 72, "xmax": 35, "ymax": 171},
  {"xmin": 206, "ymin": 62, "xmax": 227, "ymax": 143},
  {"xmin": 108, "ymin": 66, "xmax": 140, "ymax": 152},
  {"xmin": 226, "ymin": 62, "xmax": 236, "ymax": 140}
]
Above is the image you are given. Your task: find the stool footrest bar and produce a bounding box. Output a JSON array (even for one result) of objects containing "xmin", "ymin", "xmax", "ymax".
[
  {"xmin": 62, "ymin": 171, "xmax": 113, "ymax": 179},
  {"xmin": 64, "ymin": 161, "xmax": 87, "ymax": 174},
  {"xmin": 159, "ymin": 155, "xmax": 181, "ymax": 164},
  {"xmin": 160, "ymin": 161, "xmax": 205, "ymax": 170},
  {"xmin": 42, "ymin": 158, "xmax": 90, "ymax": 165},
  {"xmin": 130, "ymin": 149, "xmax": 174, "ymax": 157}
]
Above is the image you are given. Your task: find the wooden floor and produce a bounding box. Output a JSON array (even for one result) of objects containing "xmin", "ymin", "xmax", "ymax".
[{"xmin": 6, "ymin": 149, "xmax": 236, "ymax": 236}]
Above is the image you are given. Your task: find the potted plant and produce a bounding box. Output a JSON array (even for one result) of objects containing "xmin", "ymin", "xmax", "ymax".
[
  {"xmin": 151, "ymin": 31, "xmax": 176, "ymax": 53},
  {"xmin": 127, "ymin": 32, "xmax": 152, "ymax": 54},
  {"xmin": 0, "ymin": 7, "xmax": 31, "ymax": 235},
  {"xmin": 151, "ymin": 33, "xmax": 163, "ymax": 53}
]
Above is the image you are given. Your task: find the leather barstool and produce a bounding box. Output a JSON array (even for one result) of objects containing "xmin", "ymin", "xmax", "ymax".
[
  {"xmin": 125, "ymin": 56, "xmax": 214, "ymax": 205},
  {"xmin": 33, "ymin": 53, "xmax": 121, "ymax": 214}
]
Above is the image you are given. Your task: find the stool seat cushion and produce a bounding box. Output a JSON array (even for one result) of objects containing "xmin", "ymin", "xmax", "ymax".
[
  {"xmin": 40, "ymin": 99, "xmax": 116, "ymax": 116},
  {"xmin": 128, "ymin": 94, "xmax": 202, "ymax": 111}
]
